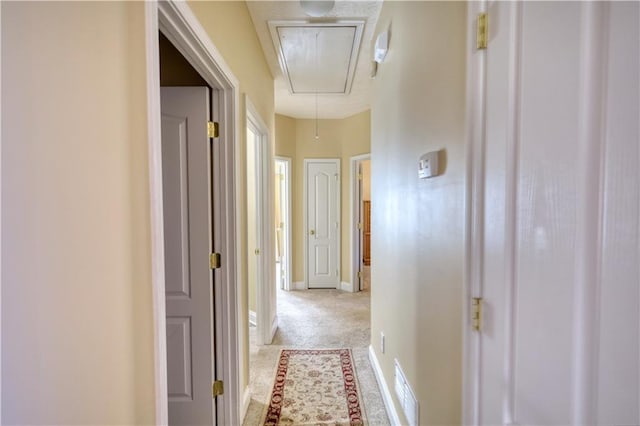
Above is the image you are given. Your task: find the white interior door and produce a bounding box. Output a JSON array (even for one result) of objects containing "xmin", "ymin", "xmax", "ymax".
[
  {"xmin": 466, "ymin": 2, "xmax": 639, "ymax": 425},
  {"xmin": 161, "ymin": 87, "xmax": 216, "ymax": 426},
  {"xmin": 305, "ymin": 159, "xmax": 340, "ymax": 289}
]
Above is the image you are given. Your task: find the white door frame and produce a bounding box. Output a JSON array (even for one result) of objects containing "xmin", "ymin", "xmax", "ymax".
[
  {"xmin": 275, "ymin": 156, "xmax": 293, "ymax": 292},
  {"xmin": 0, "ymin": 3, "xmax": 4, "ymax": 420},
  {"xmin": 145, "ymin": 2, "xmax": 240, "ymax": 424},
  {"xmin": 246, "ymin": 96, "xmax": 276, "ymax": 346},
  {"xmin": 462, "ymin": 0, "xmax": 487, "ymax": 423},
  {"xmin": 303, "ymin": 158, "xmax": 341, "ymax": 289},
  {"xmin": 349, "ymin": 154, "xmax": 370, "ymax": 293},
  {"xmin": 464, "ymin": 3, "xmax": 625, "ymax": 424}
]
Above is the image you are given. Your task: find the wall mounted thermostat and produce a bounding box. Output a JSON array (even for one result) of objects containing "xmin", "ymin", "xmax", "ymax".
[
  {"xmin": 418, "ymin": 151, "xmax": 439, "ymax": 179},
  {"xmin": 374, "ymin": 28, "xmax": 389, "ymax": 63}
]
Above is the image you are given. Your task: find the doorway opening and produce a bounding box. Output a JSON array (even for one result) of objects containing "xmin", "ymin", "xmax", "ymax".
[
  {"xmin": 159, "ymin": 31, "xmax": 218, "ymax": 426},
  {"xmin": 246, "ymin": 98, "xmax": 277, "ymax": 348},
  {"xmin": 304, "ymin": 159, "xmax": 341, "ymax": 289},
  {"xmin": 360, "ymin": 159, "xmax": 371, "ymax": 290},
  {"xmin": 146, "ymin": 2, "xmax": 241, "ymax": 424},
  {"xmin": 246, "ymin": 124, "xmax": 261, "ymax": 330},
  {"xmin": 350, "ymin": 154, "xmax": 371, "ymax": 292},
  {"xmin": 275, "ymin": 157, "xmax": 292, "ymax": 292}
]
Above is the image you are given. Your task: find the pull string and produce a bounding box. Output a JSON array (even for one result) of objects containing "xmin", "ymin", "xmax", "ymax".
[{"xmin": 315, "ymin": 32, "xmax": 318, "ymax": 139}]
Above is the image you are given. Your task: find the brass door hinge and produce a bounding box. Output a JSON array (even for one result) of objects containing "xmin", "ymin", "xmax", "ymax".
[
  {"xmin": 357, "ymin": 271, "xmax": 362, "ymax": 279},
  {"xmin": 357, "ymin": 173, "xmax": 363, "ymax": 180},
  {"xmin": 207, "ymin": 121, "xmax": 219, "ymax": 138},
  {"xmin": 357, "ymin": 222, "xmax": 363, "ymax": 230},
  {"xmin": 471, "ymin": 297, "xmax": 483, "ymax": 331},
  {"xmin": 209, "ymin": 253, "xmax": 221, "ymax": 269},
  {"xmin": 212, "ymin": 380, "xmax": 224, "ymax": 397},
  {"xmin": 476, "ymin": 13, "xmax": 488, "ymax": 50}
]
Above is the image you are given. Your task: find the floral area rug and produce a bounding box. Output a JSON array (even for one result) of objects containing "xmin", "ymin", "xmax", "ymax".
[{"xmin": 262, "ymin": 349, "xmax": 366, "ymax": 425}]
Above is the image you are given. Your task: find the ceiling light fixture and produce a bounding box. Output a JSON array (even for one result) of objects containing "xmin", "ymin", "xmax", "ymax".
[{"xmin": 300, "ymin": 0, "xmax": 335, "ymax": 17}]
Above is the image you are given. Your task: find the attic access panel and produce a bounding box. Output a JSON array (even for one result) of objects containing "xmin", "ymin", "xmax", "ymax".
[{"xmin": 269, "ymin": 21, "xmax": 365, "ymax": 95}]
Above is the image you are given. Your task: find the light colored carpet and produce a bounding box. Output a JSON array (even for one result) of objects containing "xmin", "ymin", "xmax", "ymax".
[{"xmin": 242, "ymin": 289, "xmax": 390, "ymax": 426}]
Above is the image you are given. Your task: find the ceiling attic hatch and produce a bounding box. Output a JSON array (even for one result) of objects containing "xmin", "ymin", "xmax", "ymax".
[{"xmin": 269, "ymin": 21, "xmax": 365, "ymax": 95}]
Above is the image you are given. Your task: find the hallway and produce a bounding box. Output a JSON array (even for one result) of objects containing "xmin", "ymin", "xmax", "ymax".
[
  {"xmin": 243, "ymin": 290, "xmax": 390, "ymax": 425},
  {"xmin": 3, "ymin": 2, "xmax": 639, "ymax": 424}
]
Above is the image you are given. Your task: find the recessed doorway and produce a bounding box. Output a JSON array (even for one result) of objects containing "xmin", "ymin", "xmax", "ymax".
[
  {"xmin": 275, "ymin": 157, "xmax": 292, "ymax": 292},
  {"xmin": 246, "ymin": 98, "xmax": 277, "ymax": 347},
  {"xmin": 350, "ymin": 154, "xmax": 371, "ymax": 292}
]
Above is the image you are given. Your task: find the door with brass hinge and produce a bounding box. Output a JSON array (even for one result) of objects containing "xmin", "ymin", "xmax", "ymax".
[
  {"xmin": 466, "ymin": 2, "xmax": 640, "ymax": 425},
  {"xmin": 162, "ymin": 87, "xmax": 217, "ymax": 426}
]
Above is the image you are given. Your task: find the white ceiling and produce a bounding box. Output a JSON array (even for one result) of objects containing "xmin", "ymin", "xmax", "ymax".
[{"xmin": 246, "ymin": 1, "xmax": 383, "ymax": 119}]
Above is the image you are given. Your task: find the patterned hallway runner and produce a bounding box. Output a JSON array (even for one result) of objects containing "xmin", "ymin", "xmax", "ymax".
[{"xmin": 263, "ymin": 349, "xmax": 366, "ymax": 425}]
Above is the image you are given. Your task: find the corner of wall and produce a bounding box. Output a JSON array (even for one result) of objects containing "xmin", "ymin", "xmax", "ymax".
[
  {"xmin": 241, "ymin": 385, "xmax": 251, "ymax": 422},
  {"xmin": 340, "ymin": 281, "xmax": 355, "ymax": 293}
]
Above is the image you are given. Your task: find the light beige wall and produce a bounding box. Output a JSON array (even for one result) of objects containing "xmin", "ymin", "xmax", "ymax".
[
  {"xmin": 189, "ymin": 1, "xmax": 273, "ymax": 126},
  {"xmin": 275, "ymin": 114, "xmax": 297, "ymax": 278},
  {"xmin": 370, "ymin": 2, "xmax": 466, "ymax": 424},
  {"xmin": 2, "ymin": 2, "xmax": 155, "ymax": 424},
  {"xmin": 188, "ymin": 0, "xmax": 274, "ymax": 392},
  {"xmin": 275, "ymin": 114, "xmax": 296, "ymax": 159},
  {"xmin": 291, "ymin": 110, "xmax": 371, "ymax": 284},
  {"xmin": 336, "ymin": 111, "xmax": 370, "ymax": 283}
]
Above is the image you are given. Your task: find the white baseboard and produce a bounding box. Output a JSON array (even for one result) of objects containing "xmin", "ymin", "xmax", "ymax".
[
  {"xmin": 248, "ymin": 310, "xmax": 257, "ymax": 327},
  {"xmin": 368, "ymin": 345, "xmax": 402, "ymax": 426},
  {"xmin": 241, "ymin": 385, "xmax": 251, "ymax": 423},
  {"xmin": 340, "ymin": 281, "xmax": 354, "ymax": 292},
  {"xmin": 292, "ymin": 281, "xmax": 306, "ymax": 290}
]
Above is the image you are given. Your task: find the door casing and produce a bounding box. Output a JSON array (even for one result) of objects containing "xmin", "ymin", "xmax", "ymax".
[
  {"xmin": 246, "ymin": 96, "xmax": 277, "ymax": 347},
  {"xmin": 275, "ymin": 156, "xmax": 293, "ymax": 292},
  {"xmin": 349, "ymin": 154, "xmax": 370, "ymax": 293},
  {"xmin": 463, "ymin": 2, "xmax": 640, "ymax": 424},
  {"xmin": 145, "ymin": 2, "xmax": 241, "ymax": 424}
]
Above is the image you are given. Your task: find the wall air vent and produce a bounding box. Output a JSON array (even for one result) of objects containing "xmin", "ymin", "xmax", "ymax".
[
  {"xmin": 394, "ymin": 359, "xmax": 419, "ymax": 426},
  {"xmin": 268, "ymin": 20, "xmax": 365, "ymax": 95}
]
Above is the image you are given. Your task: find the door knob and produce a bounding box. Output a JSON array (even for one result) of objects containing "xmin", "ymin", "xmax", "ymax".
[{"xmin": 309, "ymin": 230, "xmax": 315, "ymax": 235}]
